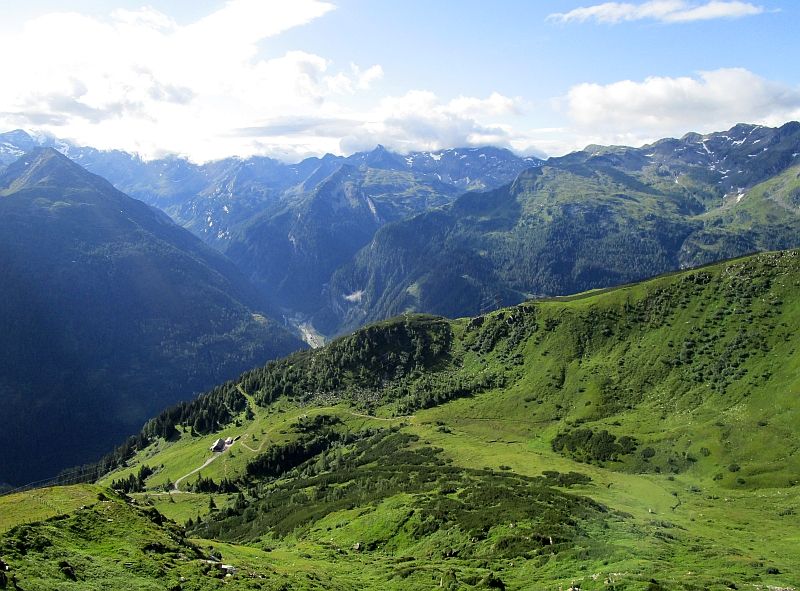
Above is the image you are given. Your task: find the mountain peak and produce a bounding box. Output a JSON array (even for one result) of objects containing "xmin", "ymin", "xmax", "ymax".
[
  {"xmin": 0, "ymin": 130, "xmax": 36, "ymax": 166},
  {"xmin": 0, "ymin": 129, "xmax": 35, "ymax": 152},
  {"xmin": 363, "ymin": 144, "xmax": 406, "ymax": 171},
  {"xmin": 0, "ymin": 147, "xmax": 111, "ymax": 194}
]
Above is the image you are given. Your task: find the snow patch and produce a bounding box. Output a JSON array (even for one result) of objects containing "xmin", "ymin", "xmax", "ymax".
[
  {"xmin": 343, "ymin": 290, "xmax": 363, "ymax": 303},
  {"xmin": 365, "ymin": 196, "xmax": 381, "ymax": 223}
]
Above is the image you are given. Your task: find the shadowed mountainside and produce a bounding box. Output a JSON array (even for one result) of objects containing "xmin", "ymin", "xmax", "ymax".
[{"xmin": 0, "ymin": 149, "xmax": 305, "ymax": 485}]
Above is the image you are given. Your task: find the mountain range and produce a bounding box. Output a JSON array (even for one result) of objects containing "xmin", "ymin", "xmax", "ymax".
[
  {"xmin": 3, "ymin": 123, "xmax": 799, "ymax": 342},
  {"xmin": 2, "ymin": 123, "xmax": 800, "ymax": 587},
  {"xmin": 3, "ymin": 122, "xmax": 800, "ymax": 483},
  {"xmin": 0, "ymin": 132, "xmax": 542, "ymax": 337},
  {"xmin": 327, "ymin": 122, "xmax": 800, "ymax": 333}
]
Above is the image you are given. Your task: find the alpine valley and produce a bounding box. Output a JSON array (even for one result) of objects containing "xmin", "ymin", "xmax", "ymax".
[
  {"xmin": 0, "ymin": 149, "xmax": 305, "ymax": 486},
  {"xmin": 2, "ymin": 124, "xmax": 800, "ymax": 590}
]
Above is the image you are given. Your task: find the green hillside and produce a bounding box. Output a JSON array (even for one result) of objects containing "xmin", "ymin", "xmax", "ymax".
[
  {"xmin": 0, "ymin": 149, "xmax": 305, "ymax": 486},
  {"xmin": 3, "ymin": 250, "xmax": 800, "ymax": 589}
]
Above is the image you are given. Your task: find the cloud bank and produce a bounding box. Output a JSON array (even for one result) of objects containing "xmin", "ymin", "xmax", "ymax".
[
  {"xmin": 0, "ymin": 0, "xmax": 525, "ymax": 162},
  {"xmin": 341, "ymin": 92, "xmax": 524, "ymax": 154},
  {"xmin": 549, "ymin": 1, "xmax": 764, "ymax": 24},
  {"xmin": 543, "ymin": 68, "xmax": 800, "ymax": 153},
  {"xmin": 0, "ymin": 2, "xmax": 795, "ymax": 162}
]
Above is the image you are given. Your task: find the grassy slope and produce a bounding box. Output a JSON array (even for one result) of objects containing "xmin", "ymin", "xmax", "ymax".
[
  {"xmin": 1, "ymin": 486, "xmax": 360, "ymax": 590},
  {"xmin": 3, "ymin": 250, "xmax": 800, "ymax": 590}
]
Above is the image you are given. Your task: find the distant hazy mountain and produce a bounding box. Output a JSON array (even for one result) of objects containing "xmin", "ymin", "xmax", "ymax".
[
  {"xmin": 221, "ymin": 162, "xmax": 462, "ymax": 323},
  {"xmin": 0, "ymin": 149, "xmax": 305, "ymax": 486},
  {"xmin": 0, "ymin": 131, "xmax": 541, "ymax": 247},
  {"xmin": 0, "ymin": 131, "xmax": 542, "ymax": 338}
]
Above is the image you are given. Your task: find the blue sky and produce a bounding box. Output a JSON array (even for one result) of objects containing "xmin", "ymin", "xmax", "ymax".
[{"xmin": 1, "ymin": 1, "xmax": 797, "ymax": 162}]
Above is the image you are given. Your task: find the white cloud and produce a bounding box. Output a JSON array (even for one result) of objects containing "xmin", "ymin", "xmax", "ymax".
[
  {"xmin": 448, "ymin": 92, "xmax": 523, "ymax": 118},
  {"xmin": 555, "ymin": 67, "xmax": 800, "ymax": 149},
  {"xmin": 0, "ymin": 0, "xmax": 541, "ymax": 162},
  {"xmin": 323, "ymin": 72, "xmax": 357, "ymax": 96},
  {"xmin": 548, "ymin": 1, "xmax": 763, "ymax": 24},
  {"xmin": 352, "ymin": 64, "xmax": 384, "ymax": 90},
  {"xmin": 339, "ymin": 91, "xmax": 524, "ymax": 154},
  {"xmin": 320, "ymin": 65, "xmax": 384, "ymax": 96},
  {"xmin": 0, "ymin": 0, "xmax": 404, "ymax": 162},
  {"xmin": 110, "ymin": 7, "xmax": 177, "ymax": 30}
]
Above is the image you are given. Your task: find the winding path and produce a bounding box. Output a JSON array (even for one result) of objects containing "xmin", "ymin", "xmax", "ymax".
[
  {"xmin": 238, "ymin": 434, "xmax": 270, "ymax": 453},
  {"xmin": 172, "ymin": 453, "xmax": 222, "ymax": 493}
]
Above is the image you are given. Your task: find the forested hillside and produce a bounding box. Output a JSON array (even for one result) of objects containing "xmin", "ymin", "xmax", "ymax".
[{"xmin": 326, "ymin": 123, "xmax": 800, "ymax": 334}]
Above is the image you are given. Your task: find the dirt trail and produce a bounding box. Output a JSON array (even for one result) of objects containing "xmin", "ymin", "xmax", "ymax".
[
  {"xmin": 347, "ymin": 411, "xmax": 414, "ymax": 422},
  {"xmin": 172, "ymin": 453, "xmax": 222, "ymax": 493},
  {"xmin": 238, "ymin": 432, "xmax": 270, "ymax": 453}
]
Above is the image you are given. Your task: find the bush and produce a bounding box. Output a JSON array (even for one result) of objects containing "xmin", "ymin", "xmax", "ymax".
[{"xmin": 551, "ymin": 429, "xmax": 637, "ymax": 462}]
